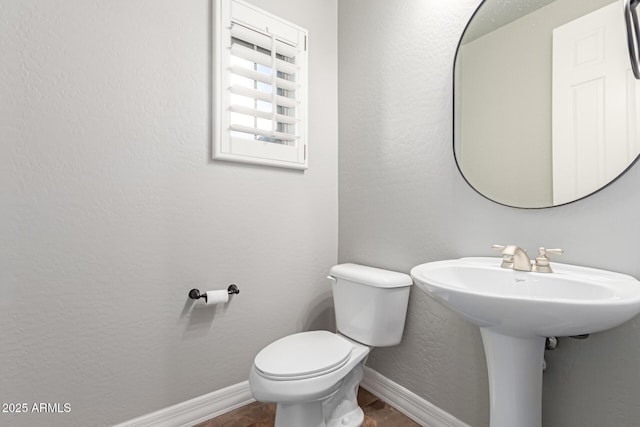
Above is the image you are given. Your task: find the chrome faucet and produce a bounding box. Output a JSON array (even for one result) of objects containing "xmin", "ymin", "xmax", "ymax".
[{"xmin": 492, "ymin": 244, "xmax": 532, "ymax": 271}]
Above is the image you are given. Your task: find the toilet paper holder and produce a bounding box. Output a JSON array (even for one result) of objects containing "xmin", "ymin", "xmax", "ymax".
[{"xmin": 188, "ymin": 285, "xmax": 240, "ymax": 302}]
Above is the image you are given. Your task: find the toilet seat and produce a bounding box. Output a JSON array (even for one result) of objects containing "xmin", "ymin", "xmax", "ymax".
[{"xmin": 254, "ymin": 331, "xmax": 353, "ymax": 381}]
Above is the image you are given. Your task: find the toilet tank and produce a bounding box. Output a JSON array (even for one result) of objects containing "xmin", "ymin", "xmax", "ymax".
[{"xmin": 329, "ymin": 263, "xmax": 413, "ymax": 347}]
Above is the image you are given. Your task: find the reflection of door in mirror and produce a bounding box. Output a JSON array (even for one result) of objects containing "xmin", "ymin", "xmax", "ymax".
[
  {"xmin": 454, "ymin": 0, "xmax": 640, "ymax": 208},
  {"xmin": 552, "ymin": 2, "xmax": 640, "ymax": 205}
]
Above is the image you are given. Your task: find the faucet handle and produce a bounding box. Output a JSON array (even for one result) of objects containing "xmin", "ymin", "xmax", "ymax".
[
  {"xmin": 492, "ymin": 244, "xmax": 514, "ymax": 269},
  {"xmin": 533, "ymin": 247, "xmax": 564, "ymax": 273},
  {"xmin": 539, "ymin": 248, "xmax": 564, "ymax": 257}
]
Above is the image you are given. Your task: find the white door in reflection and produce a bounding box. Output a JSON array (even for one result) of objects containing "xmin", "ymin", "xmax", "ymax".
[{"xmin": 552, "ymin": 1, "xmax": 640, "ymax": 205}]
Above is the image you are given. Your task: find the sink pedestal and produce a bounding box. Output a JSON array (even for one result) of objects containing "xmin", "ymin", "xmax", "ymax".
[{"xmin": 480, "ymin": 328, "xmax": 545, "ymax": 427}]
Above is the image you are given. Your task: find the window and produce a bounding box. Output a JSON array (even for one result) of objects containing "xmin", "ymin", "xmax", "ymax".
[{"xmin": 213, "ymin": 0, "xmax": 308, "ymax": 170}]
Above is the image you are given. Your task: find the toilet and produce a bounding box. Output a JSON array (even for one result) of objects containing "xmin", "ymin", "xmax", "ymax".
[{"xmin": 249, "ymin": 263, "xmax": 413, "ymax": 427}]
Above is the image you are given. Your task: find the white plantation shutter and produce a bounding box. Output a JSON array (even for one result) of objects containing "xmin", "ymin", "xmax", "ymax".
[{"xmin": 214, "ymin": 0, "xmax": 308, "ymax": 169}]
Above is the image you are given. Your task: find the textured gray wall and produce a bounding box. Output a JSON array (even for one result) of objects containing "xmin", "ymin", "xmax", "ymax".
[
  {"xmin": 339, "ymin": 0, "xmax": 640, "ymax": 426},
  {"xmin": 1, "ymin": 1, "xmax": 337, "ymax": 426}
]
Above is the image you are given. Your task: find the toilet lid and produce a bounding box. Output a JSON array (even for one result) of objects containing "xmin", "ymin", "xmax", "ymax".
[{"xmin": 254, "ymin": 331, "xmax": 353, "ymax": 380}]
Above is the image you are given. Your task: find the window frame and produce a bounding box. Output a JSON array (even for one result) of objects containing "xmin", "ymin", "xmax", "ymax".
[{"xmin": 213, "ymin": 0, "xmax": 309, "ymax": 170}]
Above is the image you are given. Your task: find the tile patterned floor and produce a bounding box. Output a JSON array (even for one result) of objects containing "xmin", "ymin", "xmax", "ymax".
[{"xmin": 193, "ymin": 387, "xmax": 422, "ymax": 427}]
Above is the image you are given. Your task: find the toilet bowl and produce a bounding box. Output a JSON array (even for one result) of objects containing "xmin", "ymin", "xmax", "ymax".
[
  {"xmin": 250, "ymin": 331, "xmax": 370, "ymax": 427},
  {"xmin": 249, "ymin": 263, "xmax": 413, "ymax": 427}
]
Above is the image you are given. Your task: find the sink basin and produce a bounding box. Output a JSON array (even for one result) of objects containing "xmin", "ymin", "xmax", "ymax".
[
  {"xmin": 410, "ymin": 257, "xmax": 640, "ymax": 337},
  {"xmin": 410, "ymin": 257, "xmax": 640, "ymax": 427}
]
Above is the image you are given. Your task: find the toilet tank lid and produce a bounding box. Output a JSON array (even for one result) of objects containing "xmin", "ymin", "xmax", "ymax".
[{"xmin": 329, "ymin": 263, "xmax": 413, "ymax": 288}]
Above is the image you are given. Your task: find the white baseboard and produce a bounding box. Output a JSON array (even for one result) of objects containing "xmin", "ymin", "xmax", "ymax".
[
  {"xmin": 115, "ymin": 369, "xmax": 469, "ymax": 427},
  {"xmin": 361, "ymin": 367, "xmax": 471, "ymax": 427},
  {"xmin": 113, "ymin": 381, "xmax": 254, "ymax": 427}
]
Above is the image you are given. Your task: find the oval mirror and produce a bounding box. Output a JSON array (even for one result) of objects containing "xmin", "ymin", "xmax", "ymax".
[{"xmin": 454, "ymin": 0, "xmax": 640, "ymax": 208}]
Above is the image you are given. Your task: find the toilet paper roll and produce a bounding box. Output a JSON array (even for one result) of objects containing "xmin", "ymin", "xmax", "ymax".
[{"xmin": 205, "ymin": 290, "xmax": 229, "ymax": 305}]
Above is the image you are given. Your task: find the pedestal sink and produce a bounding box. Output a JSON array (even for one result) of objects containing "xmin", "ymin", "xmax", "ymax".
[{"xmin": 410, "ymin": 257, "xmax": 640, "ymax": 427}]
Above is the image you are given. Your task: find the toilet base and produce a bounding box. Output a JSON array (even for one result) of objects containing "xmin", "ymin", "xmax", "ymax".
[
  {"xmin": 324, "ymin": 361, "xmax": 364, "ymax": 427},
  {"xmin": 272, "ymin": 360, "xmax": 366, "ymax": 427},
  {"xmin": 275, "ymin": 401, "xmax": 325, "ymax": 427},
  {"xmin": 326, "ymin": 407, "xmax": 364, "ymax": 427},
  {"xmin": 274, "ymin": 402, "xmax": 364, "ymax": 427}
]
